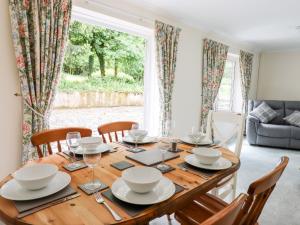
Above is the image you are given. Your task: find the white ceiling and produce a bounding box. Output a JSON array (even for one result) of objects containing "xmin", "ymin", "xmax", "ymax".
[{"xmin": 118, "ymin": 0, "xmax": 300, "ymax": 51}]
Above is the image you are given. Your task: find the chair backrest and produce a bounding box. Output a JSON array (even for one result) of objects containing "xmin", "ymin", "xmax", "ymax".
[
  {"xmin": 31, "ymin": 127, "xmax": 92, "ymax": 158},
  {"xmin": 97, "ymin": 121, "xmax": 137, "ymax": 143},
  {"xmin": 201, "ymin": 194, "xmax": 248, "ymax": 225},
  {"xmin": 206, "ymin": 110, "xmax": 245, "ymax": 157},
  {"xmin": 235, "ymin": 156, "xmax": 289, "ymax": 225}
]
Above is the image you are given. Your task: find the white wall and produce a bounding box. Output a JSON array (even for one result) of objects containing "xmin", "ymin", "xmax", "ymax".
[
  {"xmin": 257, "ymin": 51, "xmax": 300, "ymax": 100},
  {"xmin": 0, "ymin": 1, "xmax": 22, "ymax": 179}
]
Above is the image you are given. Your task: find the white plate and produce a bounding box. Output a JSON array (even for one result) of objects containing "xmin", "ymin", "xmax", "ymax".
[
  {"xmin": 123, "ymin": 136, "xmax": 157, "ymax": 144},
  {"xmin": 74, "ymin": 144, "xmax": 112, "ymax": 155},
  {"xmin": 111, "ymin": 177, "xmax": 175, "ymax": 205},
  {"xmin": 184, "ymin": 154, "xmax": 232, "ymax": 170},
  {"xmin": 180, "ymin": 136, "xmax": 212, "ymax": 146},
  {"xmin": 0, "ymin": 171, "xmax": 71, "ymax": 201}
]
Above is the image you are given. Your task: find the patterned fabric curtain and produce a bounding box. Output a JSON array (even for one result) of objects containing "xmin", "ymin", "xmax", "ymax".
[
  {"xmin": 9, "ymin": 0, "xmax": 72, "ymax": 163},
  {"xmin": 155, "ymin": 21, "xmax": 181, "ymax": 136},
  {"xmin": 200, "ymin": 39, "xmax": 229, "ymax": 130},
  {"xmin": 239, "ymin": 50, "xmax": 254, "ymax": 115}
]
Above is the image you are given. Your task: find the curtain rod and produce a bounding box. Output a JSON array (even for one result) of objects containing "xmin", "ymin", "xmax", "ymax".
[{"xmin": 84, "ymin": 0, "xmax": 154, "ymax": 24}]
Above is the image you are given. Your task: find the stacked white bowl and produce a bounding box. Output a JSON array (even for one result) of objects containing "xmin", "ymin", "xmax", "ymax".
[
  {"xmin": 192, "ymin": 147, "xmax": 222, "ymax": 165},
  {"xmin": 12, "ymin": 164, "xmax": 58, "ymax": 190},
  {"xmin": 122, "ymin": 167, "xmax": 162, "ymax": 193}
]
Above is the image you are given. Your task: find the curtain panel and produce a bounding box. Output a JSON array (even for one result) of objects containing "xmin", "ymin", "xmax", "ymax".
[
  {"xmin": 239, "ymin": 50, "xmax": 254, "ymax": 115},
  {"xmin": 200, "ymin": 39, "xmax": 229, "ymax": 130},
  {"xmin": 155, "ymin": 20, "xmax": 181, "ymax": 136},
  {"xmin": 9, "ymin": 0, "xmax": 72, "ymax": 163}
]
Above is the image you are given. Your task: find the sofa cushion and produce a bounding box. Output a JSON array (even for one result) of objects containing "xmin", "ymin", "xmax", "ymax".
[
  {"xmin": 250, "ymin": 102, "xmax": 278, "ymax": 123},
  {"xmin": 257, "ymin": 123, "xmax": 291, "ymax": 138},
  {"xmin": 284, "ymin": 111, "xmax": 300, "ymax": 127},
  {"xmin": 291, "ymin": 126, "xmax": 300, "ymax": 140},
  {"xmin": 285, "ymin": 101, "xmax": 300, "ymax": 116}
]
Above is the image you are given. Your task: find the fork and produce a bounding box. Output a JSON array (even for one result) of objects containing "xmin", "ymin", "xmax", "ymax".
[{"xmin": 94, "ymin": 192, "xmax": 122, "ymax": 221}]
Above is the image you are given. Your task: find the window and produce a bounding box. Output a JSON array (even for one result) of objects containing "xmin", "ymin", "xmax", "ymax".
[{"xmin": 215, "ymin": 54, "xmax": 243, "ymax": 112}]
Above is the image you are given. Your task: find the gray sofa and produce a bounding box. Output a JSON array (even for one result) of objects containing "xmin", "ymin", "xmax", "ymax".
[{"xmin": 247, "ymin": 100, "xmax": 300, "ymax": 149}]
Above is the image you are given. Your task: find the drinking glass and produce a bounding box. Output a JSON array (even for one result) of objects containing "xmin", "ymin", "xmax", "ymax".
[
  {"xmin": 83, "ymin": 149, "xmax": 102, "ymax": 191},
  {"xmin": 166, "ymin": 120, "xmax": 178, "ymax": 152},
  {"xmin": 66, "ymin": 132, "xmax": 81, "ymax": 168},
  {"xmin": 129, "ymin": 123, "xmax": 139, "ymax": 151},
  {"xmin": 190, "ymin": 127, "xmax": 201, "ymax": 147},
  {"xmin": 157, "ymin": 141, "xmax": 169, "ymax": 170}
]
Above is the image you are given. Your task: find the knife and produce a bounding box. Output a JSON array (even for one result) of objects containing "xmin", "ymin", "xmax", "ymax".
[{"xmin": 17, "ymin": 193, "xmax": 81, "ymax": 219}]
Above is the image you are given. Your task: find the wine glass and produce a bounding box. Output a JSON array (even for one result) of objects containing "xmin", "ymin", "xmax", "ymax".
[
  {"xmin": 66, "ymin": 132, "xmax": 81, "ymax": 168},
  {"xmin": 83, "ymin": 149, "xmax": 102, "ymax": 191},
  {"xmin": 190, "ymin": 127, "xmax": 201, "ymax": 147},
  {"xmin": 157, "ymin": 141, "xmax": 169, "ymax": 170},
  {"xmin": 129, "ymin": 123, "xmax": 139, "ymax": 151}
]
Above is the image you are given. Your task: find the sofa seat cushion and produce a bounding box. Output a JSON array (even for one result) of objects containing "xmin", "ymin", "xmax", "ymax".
[
  {"xmin": 257, "ymin": 124, "xmax": 291, "ymax": 138},
  {"xmin": 291, "ymin": 126, "xmax": 300, "ymax": 140}
]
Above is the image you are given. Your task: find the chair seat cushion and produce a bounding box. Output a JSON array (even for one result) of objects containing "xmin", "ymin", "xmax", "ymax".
[{"xmin": 257, "ymin": 123, "xmax": 291, "ymax": 138}]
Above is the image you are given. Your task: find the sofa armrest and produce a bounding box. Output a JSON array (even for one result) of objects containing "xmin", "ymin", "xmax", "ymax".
[
  {"xmin": 246, "ymin": 115, "xmax": 259, "ymax": 145},
  {"xmin": 248, "ymin": 115, "xmax": 260, "ymax": 124}
]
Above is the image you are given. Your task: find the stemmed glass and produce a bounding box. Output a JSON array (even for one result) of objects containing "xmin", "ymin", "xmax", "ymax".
[
  {"xmin": 66, "ymin": 132, "xmax": 81, "ymax": 168},
  {"xmin": 129, "ymin": 123, "xmax": 140, "ymax": 151},
  {"xmin": 190, "ymin": 127, "xmax": 202, "ymax": 147},
  {"xmin": 83, "ymin": 148, "xmax": 102, "ymax": 191}
]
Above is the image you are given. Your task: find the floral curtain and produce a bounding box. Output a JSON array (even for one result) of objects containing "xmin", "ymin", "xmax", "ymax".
[
  {"xmin": 9, "ymin": 0, "xmax": 72, "ymax": 163},
  {"xmin": 239, "ymin": 50, "xmax": 254, "ymax": 115},
  {"xmin": 200, "ymin": 39, "xmax": 229, "ymax": 130},
  {"xmin": 155, "ymin": 20, "xmax": 181, "ymax": 136}
]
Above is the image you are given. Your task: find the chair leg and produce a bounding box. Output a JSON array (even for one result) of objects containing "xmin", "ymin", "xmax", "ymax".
[{"xmin": 167, "ymin": 214, "xmax": 172, "ymax": 223}]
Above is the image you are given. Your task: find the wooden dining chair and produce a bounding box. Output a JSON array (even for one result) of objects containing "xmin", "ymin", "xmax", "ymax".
[
  {"xmin": 174, "ymin": 156, "xmax": 289, "ymax": 225},
  {"xmin": 175, "ymin": 194, "xmax": 247, "ymax": 225},
  {"xmin": 206, "ymin": 110, "xmax": 245, "ymax": 200},
  {"xmin": 97, "ymin": 121, "xmax": 137, "ymax": 143},
  {"xmin": 31, "ymin": 127, "xmax": 92, "ymax": 158}
]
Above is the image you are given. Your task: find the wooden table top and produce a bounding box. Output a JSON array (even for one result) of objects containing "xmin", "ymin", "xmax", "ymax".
[{"xmin": 0, "ymin": 143, "xmax": 240, "ymax": 225}]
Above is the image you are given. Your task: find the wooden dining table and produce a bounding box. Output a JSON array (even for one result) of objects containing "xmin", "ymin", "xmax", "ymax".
[{"xmin": 0, "ymin": 142, "xmax": 240, "ymax": 225}]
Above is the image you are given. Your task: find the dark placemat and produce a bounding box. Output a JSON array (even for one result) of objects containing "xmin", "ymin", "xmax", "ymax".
[
  {"xmin": 126, "ymin": 149, "xmax": 180, "ymax": 166},
  {"xmin": 126, "ymin": 148, "xmax": 146, "ymax": 153},
  {"xmin": 178, "ymin": 162, "xmax": 220, "ymax": 178},
  {"xmin": 78, "ymin": 179, "xmax": 109, "ymax": 195},
  {"xmin": 154, "ymin": 164, "xmax": 175, "ymax": 174},
  {"xmin": 101, "ymin": 183, "xmax": 185, "ymax": 217},
  {"xmin": 111, "ymin": 161, "xmax": 135, "ymax": 171},
  {"xmin": 14, "ymin": 185, "xmax": 77, "ymax": 213},
  {"xmin": 63, "ymin": 161, "xmax": 87, "ymax": 172}
]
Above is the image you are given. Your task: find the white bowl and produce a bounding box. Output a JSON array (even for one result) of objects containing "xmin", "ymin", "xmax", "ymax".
[
  {"xmin": 12, "ymin": 164, "xmax": 58, "ymax": 190},
  {"xmin": 122, "ymin": 167, "xmax": 162, "ymax": 193},
  {"xmin": 192, "ymin": 147, "xmax": 222, "ymax": 165},
  {"xmin": 188, "ymin": 132, "xmax": 206, "ymax": 144},
  {"xmin": 128, "ymin": 130, "xmax": 148, "ymax": 142},
  {"xmin": 79, "ymin": 137, "xmax": 102, "ymax": 150}
]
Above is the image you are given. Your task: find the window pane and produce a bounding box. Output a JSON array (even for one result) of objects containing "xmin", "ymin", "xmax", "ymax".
[{"xmin": 215, "ymin": 60, "xmax": 235, "ymax": 111}]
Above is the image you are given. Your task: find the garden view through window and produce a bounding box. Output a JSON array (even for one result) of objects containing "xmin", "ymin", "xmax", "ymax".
[{"xmin": 49, "ymin": 20, "xmax": 146, "ymax": 134}]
